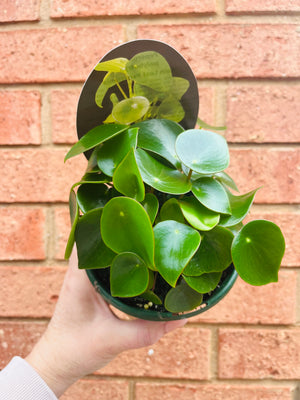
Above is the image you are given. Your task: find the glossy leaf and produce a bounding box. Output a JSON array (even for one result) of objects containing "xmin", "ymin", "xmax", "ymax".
[
  {"xmin": 126, "ymin": 51, "xmax": 173, "ymax": 92},
  {"xmin": 192, "ymin": 177, "xmax": 231, "ymax": 214},
  {"xmin": 96, "ymin": 128, "xmax": 138, "ymax": 177},
  {"xmin": 154, "ymin": 221, "xmax": 201, "ymax": 287},
  {"xmin": 75, "ymin": 208, "xmax": 115, "ymax": 269},
  {"xmin": 141, "ymin": 193, "xmax": 159, "ymax": 224},
  {"xmin": 134, "ymin": 119, "xmax": 184, "ymax": 169},
  {"xmin": 95, "ymin": 72, "xmax": 127, "ymax": 108},
  {"xmin": 215, "ymin": 171, "xmax": 239, "ymax": 192},
  {"xmin": 77, "ymin": 183, "xmax": 112, "ymax": 213},
  {"xmin": 94, "ymin": 57, "xmax": 128, "ymax": 72},
  {"xmin": 183, "ymin": 272, "xmax": 222, "ymax": 293},
  {"xmin": 139, "ymin": 290, "xmax": 162, "ymax": 305},
  {"xmin": 156, "ymin": 97, "xmax": 185, "ymax": 123},
  {"xmin": 164, "ymin": 279, "xmax": 203, "ymax": 313},
  {"xmin": 101, "ymin": 197, "xmax": 155, "ymax": 268},
  {"xmin": 64, "ymin": 190, "xmax": 79, "ymax": 259},
  {"xmin": 113, "ymin": 148, "xmax": 145, "ymax": 201},
  {"xmin": 64, "ymin": 124, "xmax": 128, "ymax": 161},
  {"xmin": 232, "ymin": 220, "xmax": 285, "ymax": 286},
  {"xmin": 110, "ymin": 252, "xmax": 149, "ymax": 297},
  {"xmin": 112, "ymin": 96, "xmax": 150, "ymax": 125},
  {"xmin": 160, "ymin": 198, "xmax": 185, "ymax": 223},
  {"xmin": 135, "ymin": 148, "xmax": 192, "ymax": 195},
  {"xmin": 179, "ymin": 196, "xmax": 220, "ymax": 231},
  {"xmin": 184, "ymin": 226, "xmax": 234, "ymax": 276},
  {"xmin": 175, "ymin": 129, "xmax": 230, "ymax": 174}
]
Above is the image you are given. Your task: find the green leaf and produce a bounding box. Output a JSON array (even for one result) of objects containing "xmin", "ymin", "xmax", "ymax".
[
  {"xmin": 64, "ymin": 190, "xmax": 79, "ymax": 259},
  {"xmin": 110, "ymin": 252, "xmax": 149, "ymax": 297},
  {"xmin": 101, "ymin": 197, "xmax": 155, "ymax": 268},
  {"xmin": 134, "ymin": 83, "xmax": 164, "ymax": 103},
  {"xmin": 231, "ymin": 220, "xmax": 285, "ymax": 286},
  {"xmin": 197, "ymin": 117, "xmax": 226, "ymax": 131},
  {"xmin": 96, "ymin": 127, "xmax": 138, "ymax": 177},
  {"xmin": 94, "ymin": 57, "xmax": 128, "ymax": 72},
  {"xmin": 164, "ymin": 279, "xmax": 203, "ymax": 313},
  {"xmin": 95, "ymin": 72, "xmax": 127, "ymax": 108},
  {"xmin": 77, "ymin": 183, "xmax": 113, "ymax": 213},
  {"xmin": 184, "ymin": 226, "xmax": 234, "ymax": 276},
  {"xmin": 156, "ymin": 97, "xmax": 185, "ymax": 123},
  {"xmin": 75, "ymin": 208, "xmax": 116, "ymax": 269},
  {"xmin": 64, "ymin": 124, "xmax": 128, "ymax": 161},
  {"xmin": 170, "ymin": 77, "xmax": 189, "ymax": 99},
  {"xmin": 135, "ymin": 148, "xmax": 192, "ymax": 195},
  {"xmin": 112, "ymin": 96, "xmax": 150, "ymax": 125},
  {"xmin": 192, "ymin": 177, "xmax": 231, "ymax": 214},
  {"xmin": 219, "ymin": 188, "xmax": 258, "ymax": 228},
  {"xmin": 183, "ymin": 272, "xmax": 222, "ymax": 293},
  {"xmin": 215, "ymin": 171, "xmax": 239, "ymax": 192},
  {"xmin": 113, "ymin": 148, "xmax": 145, "ymax": 201},
  {"xmin": 179, "ymin": 196, "xmax": 220, "ymax": 231},
  {"xmin": 141, "ymin": 193, "xmax": 159, "ymax": 224},
  {"xmin": 154, "ymin": 220, "xmax": 201, "ymax": 287},
  {"xmin": 134, "ymin": 119, "xmax": 184, "ymax": 169},
  {"xmin": 126, "ymin": 51, "xmax": 173, "ymax": 92},
  {"xmin": 175, "ymin": 129, "xmax": 230, "ymax": 174},
  {"xmin": 71, "ymin": 172, "xmax": 111, "ymax": 191},
  {"xmin": 160, "ymin": 198, "xmax": 185, "ymax": 223},
  {"xmin": 139, "ymin": 290, "xmax": 162, "ymax": 305}
]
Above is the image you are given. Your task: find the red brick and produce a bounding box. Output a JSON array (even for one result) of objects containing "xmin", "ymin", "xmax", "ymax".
[
  {"xmin": 0, "ymin": 207, "xmax": 45, "ymax": 260},
  {"xmin": 0, "ymin": 149, "xmax": 86, "ymax": 203},
  {"xmin": 51, "ymin": 90, "xmax": 80, "ymax": 144},
  {"xmin": 0, "ymin": 321, "xmax": 46, "ymax": 368},
  {"xmin": 226, "ymin": 86, "xmax": 300, "ymax": 143},
  {"xmin": 135, "ymin": 382, "xmax": 295, "ymax": 400},
  {"xmin": 227, "ymin": 148, "xmax": 300, "ymax": 204},
  {"xmin": 54, "ymin": 206, "xmax": 70, "ymax": 260},
  {"xmin": 99, "ymin": 327, "xmax": 211, "ymax": 380},
  {"xmin": 0, "ymin": 91, "xmax": 41, "ymax": 145},
  {"xmin": 62, "ymin": 379, "xmax": 129, "ymax": 400},
  {"xmin": 191, "ymin": 270, "xmax": 297, "ymax": 325},
  {"xmin": 198, "ymin": 87, "xmax": 215, "ymax": 126},
  {"xmin": 138, "ymin": 24, "xmax": 300, "ymax": 79},
  {"xmin": 0, "ymin": 27, "xmax": 123, "ymax": 83},
  {"xmin": 0, "ymin": 266, "xmax": 65, "ymax": 318},
  {"xmin": 219, "ymin": 328, "xmax": 300, "ymax": 379},
  {"xmin": 51, "ymin": 0, "xmax": 215, "ymax": 18},
  {"xmin": 226, "ymin": 0, "xmax": 300, "ymax": 13},
  {"xmin": 0, "ymin": 0, "xmax": 40, "ymax": 22}
]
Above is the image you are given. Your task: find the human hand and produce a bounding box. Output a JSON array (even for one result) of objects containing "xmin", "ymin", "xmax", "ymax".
[{"xmin": 25, "ymin": 249, "xmax": 187, "ymax": 397}]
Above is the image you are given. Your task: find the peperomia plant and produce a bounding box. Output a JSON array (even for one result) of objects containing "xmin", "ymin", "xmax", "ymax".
[{"xmin": 64, "ymin": 50, "xmax": 285, "ymax": 315}]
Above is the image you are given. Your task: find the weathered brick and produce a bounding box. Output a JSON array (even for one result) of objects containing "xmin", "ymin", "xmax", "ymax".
[
  {"xmin": 62, "ymin": 379, "xmax": 129, "ymax": 400},
  {"xmin": 138, "ymin": 24, "xmax": 300, "ymax": 78},
  {"xmin": 0, "ymin": 207, "xmax": 45, "ymax": 260},
  {"xmin": 191, "ymin": 271, "xmax": 297, "ymax": 325},
  {"xmin": 0, "ymin": 27, "xmax": 123, "ymax": 83},
  {"xmin": 198, "ymin": 87, "xmax": 215, "ymax": 126},
  {"xmin": 135, "ymin": 382, "xmax": 295, "ymax": 400},
  {"xmin": 54, "ymin": 206, "xmax": 70, "ymax": 260},
  {"xmin": 0, "ymin": 149, "xmax": 86, "ymax": 203},
  {"xmin": 0, "ymin": 0, "xmax": 40, "ymax": 22},
  {"xmin": 226, "ymin": 0, "xmax": 300, "ymax": 13},
  {"xmin": 228, "ymin": 148, "xmax": 300, "ymax": 204},
  {"xmin": 51, "ymin": 0, "xmax": 215, "ymax": 18},
  {"xmin": 226, "ymin": 86, "xmax": 300, "ymax": 143},
  {"xmin": 0, "ymin": 91, "xmax": 41, "ymax": 145},
  {"xmin": 219, "ymin": 328, "xmax": 300, "ymax": 379},
  {"xmin": 51, "ymin": 89, "xmax": 80, "ymax": 144},
  {"xmin": 99, "ymin": 327, "xmax": 211, "ymax": 380},
  {"xmin": 0, "ymin": 321, "xmax": 46, "ymax": 368},
  {"xmin": 0, "ymin": 266, "xmax": 65, "ymax": 318}
]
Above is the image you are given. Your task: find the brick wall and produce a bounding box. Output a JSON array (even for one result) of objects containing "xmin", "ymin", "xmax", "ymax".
[{"xmin": 0, "ymin": 1, "xmax": 299, "ymax": 399}]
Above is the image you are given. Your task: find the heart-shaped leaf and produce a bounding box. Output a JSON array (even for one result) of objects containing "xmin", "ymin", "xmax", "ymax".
[
  {"xmin": 77, "ymin": 183, "xmax": 113, "ymax": 213},
  {"xmin": 183, "ymin": 272, "xmax": 222, "ymax": 293},
  {"xmin": 154, "ymin": 220, "xmax": 201, "ymax": 287},
  {"xmin": 94, "ymin": 57, "xmax": 128, "ymax": 72},
  {"xmin": 231, "ymin": 220, "xmax": 285, "ymax": 286},
  {"xmin": 170, "ymin": 77, "xmax": 190, "ymax": 99},
  {"xmin": 110, "ymin": 252, "xmax": 149, "ymax": 297},
  {"xmin": 184, "ymin": 226, "xmax": 234, "ymax": 276},
  {"xmin": 95, "ymin": 71, "xmax": 127, "ymax": 108},
  {"xmin": 64, "ymin": 190, "xmax": 79, "ymax": 259},
  {"xmin": 160, "ymin": 198, "xmax": 185, "ymax": 223},
  {"xmin": 157, "ymin": 97, "xmax": 185, "ymax": 123},
  {"xmin": 164, "ymin": 279, "xmax": 203, "ymax": 313},
  {"xmin": 179, "ymin": 196, "xmax": 220, "ymax": 231},
  {"xmin": 134, "ymin": 119, "xmax": 184, "ymax": 169},
  {"xmin": 126, "ymin": 51, "xmax": 173, "ymax": 92},
  {"xmin": 192, "ymin": 177, "xmax": 231, "ymax": 214},
  {"xmin": 141, "ymin": 193, "xmax": 159, "ymax": 224},
  {"xmin": 101, "ymin": 197, "xmax": 155, "ymax": 268},
  {"xmin": 97, "ymin": 127, "xmax": 138, "ymax": 176},
  {"xmin": 135, "ymin": 148, "xmax": 192, "ymax": 195},
  {"xmin": 65, "ymin": 124, "xmax": 128, "ymax": 161},
  {"xmin": 175, "ymin": 129, "xmax": 230, "ymax": 174},
  {"xmin": 134, "ymin": 83, "xmax": 163, "ymax": 103},
  {"xmin": 75, "ymin": 208, "xmax": 116, "ymax": 269},
  {"xmin": 219, "ymin": 188, "xmax": 258, "ymax": 228},
  {"xmin": 112, "ymin": 96, "xmax": 150, "ymax": 125},
  {"xmin": 113, "ymin": 148, "xmax": 145, "ymax": 201}
]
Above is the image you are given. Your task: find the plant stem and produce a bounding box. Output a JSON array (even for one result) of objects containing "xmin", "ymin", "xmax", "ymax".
[
  {"xmin": 187, "ymin": 168, "xmax": 193, "ymax": 182},
  {"xmin": 115, "ymin": 80, "xmax": 128, "ymax": 99}
]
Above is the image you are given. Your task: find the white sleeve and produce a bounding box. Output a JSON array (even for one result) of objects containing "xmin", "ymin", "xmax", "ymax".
[{"xmin": 0, "ymin": 357, "xmax": 58, "ymax": 400}]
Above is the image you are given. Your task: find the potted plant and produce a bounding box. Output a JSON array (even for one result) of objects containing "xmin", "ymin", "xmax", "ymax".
[{"xmin": 64, "ymin": 41, "xmax": 285, "ymax": 321}]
